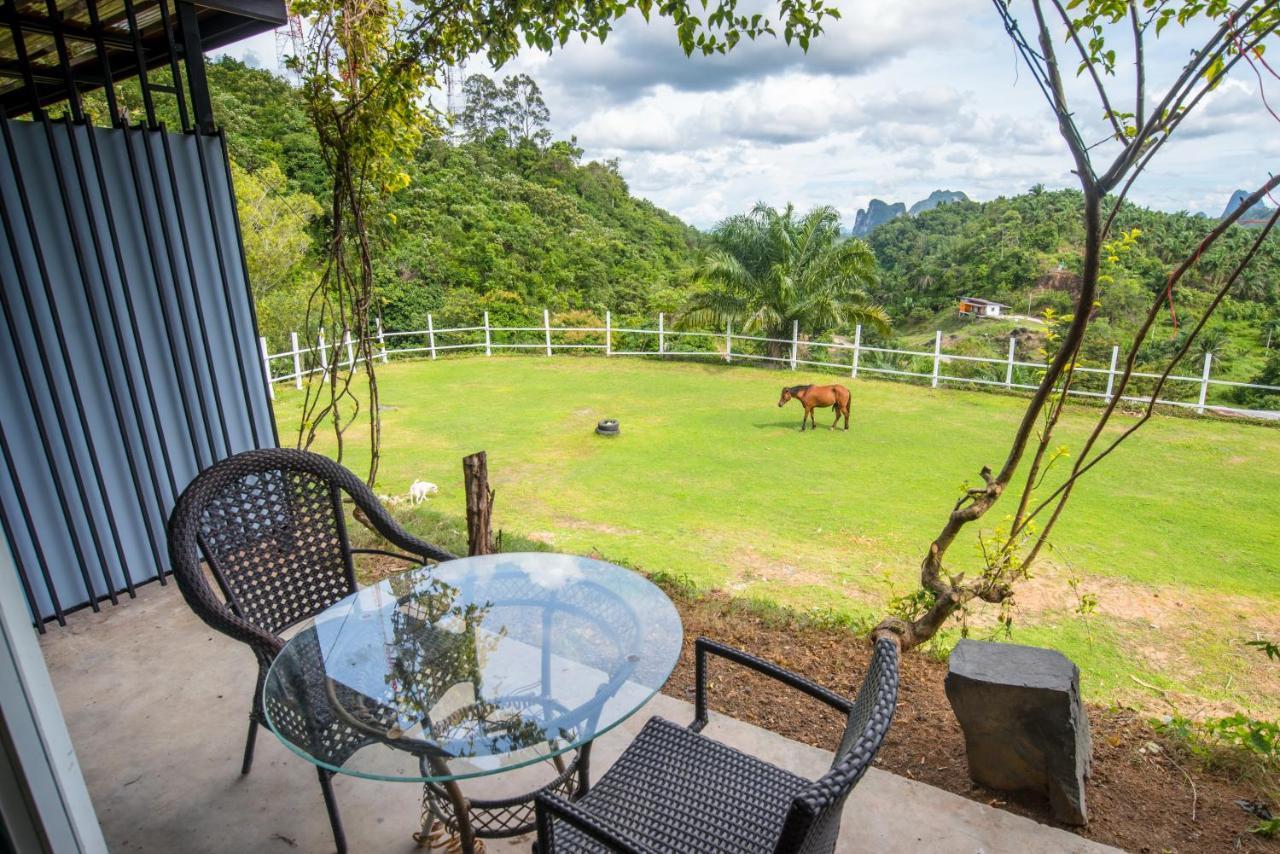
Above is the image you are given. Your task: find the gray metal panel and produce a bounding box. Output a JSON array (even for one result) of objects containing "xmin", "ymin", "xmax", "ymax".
[{"xmin": 0, "ymin": 118, "xmax": 275, "ymax": 622}]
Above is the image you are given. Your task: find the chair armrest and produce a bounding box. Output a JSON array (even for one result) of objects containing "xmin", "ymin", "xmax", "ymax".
[
  {"xmin": 344, "ymin": 490, "xmax": 458, "ymax": 565},
  {"xmin": 349, "ymin": 547, "xmax": 427, "ymax": 565},
  {"xmin": 535, "ymin": 793, "xmax": 652, "ymax": 854},
  {"xmin": 171, "ymin": 569, "xmax": 284, "ymax": 662},
  {"xmin": 692, "ymin": 637, "xmax": 853, "ymax": 732}
]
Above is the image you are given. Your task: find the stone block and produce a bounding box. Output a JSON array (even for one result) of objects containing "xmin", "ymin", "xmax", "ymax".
[{"xmin": 945, "ymin": 639, "xmax": 1091, "ymax": 825}]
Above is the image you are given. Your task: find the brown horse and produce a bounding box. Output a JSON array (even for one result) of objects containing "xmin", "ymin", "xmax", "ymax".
[{"xmin": 778, "ymin": 384, "xmax": 851, "ymax": 431}]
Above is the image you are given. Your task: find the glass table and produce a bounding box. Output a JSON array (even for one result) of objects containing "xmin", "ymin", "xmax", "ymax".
[{"xmin": 263, "ymin": 552, "xmax": 683, "ymax": 852}]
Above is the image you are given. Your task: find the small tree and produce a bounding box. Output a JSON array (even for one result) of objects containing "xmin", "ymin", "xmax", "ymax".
[
  {"xmin": 501, "ymin": 74, "xmax": 553, "ymax": 146},
  {"xmin": 874, "ymin": 0, "xmax": 1279, "ymax": 651},
  {"xmin": 458, "ymin": 74, "xmax": 504, "ymax": 142},
  {"xmin": 683, "ymin": 202, "xmax": 889, "ymax": 359},
  {"xmin": 286, "ymin": 0, "xmax": 841, "ymax": 485}
]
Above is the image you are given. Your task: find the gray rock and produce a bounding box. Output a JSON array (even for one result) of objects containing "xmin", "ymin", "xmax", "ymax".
[
  {"xmin": 851, "ymin": 199, "xmax": 906, "ymax": 237},
  {"xmin": 907, "ymin": 189, "xmax": 971, "ymax": 216},
  {"xmin": 945, "ymin": 639, "xmax": 1092, "ymax": 825}
]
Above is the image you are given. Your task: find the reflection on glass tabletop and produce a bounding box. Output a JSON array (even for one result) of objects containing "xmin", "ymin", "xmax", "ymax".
[{"xmin": 263, "ymin": 552, "xmax": 683, "ymax": 783}]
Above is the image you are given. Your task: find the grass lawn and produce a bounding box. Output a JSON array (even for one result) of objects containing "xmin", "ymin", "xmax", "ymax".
[{"xmin": 275, "ymin": 355, "xmax": 1280, "ymax": 716}]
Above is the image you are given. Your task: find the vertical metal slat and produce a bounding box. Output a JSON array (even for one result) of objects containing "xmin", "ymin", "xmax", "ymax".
[
  {"xmin": 216, "ymin": 127, "xmax": 280, "ymax": 449},
  {"xmin": 157, "ymin": 125, "xmax": 235, "ymax": 458}
]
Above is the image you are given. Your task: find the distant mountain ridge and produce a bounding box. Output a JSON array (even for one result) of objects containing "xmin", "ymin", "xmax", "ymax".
[
  {"xmin": 1222, "ymin": 188, "xmax": 1275, "ymax": 225},
  {"xmin": 852, "ymin": 189, "xmax": 970, "ymax": 237},
  {"xmin": 909, "ymin": 190, "xmax": 970, "ymax": 216},
  {"xmin": 852, "ymin": 199, "xmax": 906, "ymax": 237}
]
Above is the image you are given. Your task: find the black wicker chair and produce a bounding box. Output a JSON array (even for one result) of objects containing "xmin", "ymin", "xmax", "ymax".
[
  {"xmin": 165, "ymin": 448, "xmax": 457, "ymax": 853},
  {"xmin": 534, "ymin": 635, "xmax": 899, "ymax": 854}
]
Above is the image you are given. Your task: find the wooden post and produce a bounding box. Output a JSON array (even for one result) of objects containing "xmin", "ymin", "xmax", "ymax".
[
  {"xmin": 1005, "ymin": 337, "xmax": 1016, "ymax": 388},
  {"xmin": 290, "ymin": 331, "xmax": 302, "ymax": 390},
  {"xmin": 1104, "ymin": 345, "xmax": 1119, "ymax": 403},
  {"xmin": 463, "ymin": 451, "xmax": 495, "ymax": 556},
  {"xmin": 376, "ymin": 317, "xmax": 388, "ymax": 363},
  {"xmin": 483, "ymin": 311, "xmax": 492, "ymax": 357},
  {"xmin": 259, "ymin": 336, "xmax": 274, "ymax": 400},
  {"xmin": 851, "ymin": 324, "xmax": 861, "ymax": 378},
  {"xmin": 931, "ymin": 330, "xmax": 943, "ymax": 388},
  {"xmin": 605, "ymin": 311, "xmax": 612, "ymax": 356},
  {"xmin": 1196, "ymin": 351, "xmax": 1213, "ymax": 414},
  {"xmin": 343, "ymin": 329, "xmax": 355, "ymax": 368},
  {"xmin": 544, "ymin": 308, "xmax": 552, "ymax": 356},
  {"xmin": 427, "ymin": 314, "xmax": 437, "ymax": 360},
  {"xmin": 790, "ymin": 319, "xmax": 798, "ymax": 370},
  {"xmin": 725, "ymin": 320, "xmax": 732, "ymax": 364},
  {"xmin": 658, "ymin": 312, "xmax": 665, "ymax": 355}
]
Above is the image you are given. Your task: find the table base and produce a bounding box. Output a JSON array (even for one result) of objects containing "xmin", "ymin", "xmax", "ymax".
[{"xmin": 414, "ymin": 743, "xmax": 591, "ymax": 853}]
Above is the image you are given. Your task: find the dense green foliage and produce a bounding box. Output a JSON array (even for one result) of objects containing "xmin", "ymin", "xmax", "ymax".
[
  {"xmin": 867, "ymin": 186, "xmax": 1280, "ymax": 391},
  {"xmin": 202, "ymin": 59, "xmax": 700, "ymax": 346},
  {"xmin": 376, "ymin": 136, "xmax": 700, "ymax": 331},
  {"xmin": 682, "ymin": 203, "xmax": 887, "ymax": 356}
]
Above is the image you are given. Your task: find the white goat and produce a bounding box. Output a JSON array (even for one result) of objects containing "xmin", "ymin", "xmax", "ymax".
[{"xmin": 409, "ymin": 480, "xmax": 438, "ymax": 504}]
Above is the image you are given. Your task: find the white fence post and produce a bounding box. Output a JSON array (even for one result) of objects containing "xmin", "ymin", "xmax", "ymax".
[
  {"xmin": 427, "ymin": 314, "xmax": 437, "ymax": 360},
  {"xmin": 1104, "ymin": 345, "xmax": 1119, "ymax": 403},
  {"xmin": 1197, "ymin": 351, "xmax": 1213, "ymax": 414},
  {"xmin": 318, "ymin": 329, "xmax": 329, "ymax": 381},
  {"xmin": 290, "ymin": 331, "xmax": 302, "ymax": 389},
  {"xmin": 260, "ymin": 336, "xmax": 275, "ymax": 400},
  {"xmin": 725, "ymin": 320, "xmax": 732, "ymax": 363},
  {"xmin": 790, "ymin": 319, "xmax": 798, "ymax": 370},
  {"xmin": 376, "ymin": 317, "xmax": 388, "ymax": 363},
  {"xmin": 1005, "ymin": 337, "xmax": 1016, "ymax": 388},
  {"xmin": 931, "ymin": 330, "xmax": 943, "ymax": 388},
  {"xmin": 658, "ymin": 312, "xmax": 665, "ymax": 355},
  {"xmin": 851, "ymin": 324, "xmax": 861, "ymax": 378},
  {"xmin": 343, "ymin": 329, "xmax": 355, "ymax": 368},
  {"xmin": 543, "ymin": 309, "xmax": 552, "ymax": 356},
  {"xmin": 483, "ymin": 311, "xmax": 492, "ymax": 356},
  {"xmin": 605, "ymin": 311, "xmax": 612, "ymax": 356}
]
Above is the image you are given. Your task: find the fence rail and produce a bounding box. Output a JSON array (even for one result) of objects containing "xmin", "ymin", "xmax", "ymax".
[{"xmin": 259, "ymin": 311, "xmax": 1280, "ymax": 420}]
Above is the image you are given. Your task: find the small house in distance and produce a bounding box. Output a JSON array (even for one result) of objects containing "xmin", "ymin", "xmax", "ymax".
[{"xmin": 958, "ymin": 297, "xmax": 1009, "ymax": 319}]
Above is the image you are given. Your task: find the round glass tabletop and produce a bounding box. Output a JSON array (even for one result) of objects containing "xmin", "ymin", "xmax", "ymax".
[{"xmin": 262, "ymin": 553, "xmax": 683, "ymax": 783}]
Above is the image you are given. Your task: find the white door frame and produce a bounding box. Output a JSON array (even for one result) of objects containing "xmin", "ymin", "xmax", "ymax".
[{"xmin": 0, "ymin": 533, "xmax": 106, "ymax": 852}]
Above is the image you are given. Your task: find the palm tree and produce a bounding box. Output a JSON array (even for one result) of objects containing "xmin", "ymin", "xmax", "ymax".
[{"xmin": 682, "ymin": 202, "xmax": 889, "ymax": 361}]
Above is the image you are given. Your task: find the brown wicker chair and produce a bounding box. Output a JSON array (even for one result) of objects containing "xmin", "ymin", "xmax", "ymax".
[{"xmin": 165, "ymin": 448, "xmax": 456, "ymax": 853}]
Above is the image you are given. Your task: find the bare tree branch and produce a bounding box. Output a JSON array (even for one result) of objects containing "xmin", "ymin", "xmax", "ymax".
[{"xmin": 1049, "ymin": 0, "xmax": 1126, "ymax": 141}]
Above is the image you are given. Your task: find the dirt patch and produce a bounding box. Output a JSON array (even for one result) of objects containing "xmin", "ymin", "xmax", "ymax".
[
  {"xmin": 1012, "ymin": 566, "xmax": 1280, "ymax": 635},
  {"xmin": 663, "ymin": 590, "xmax": 1279, "ymax": 854},
  {"xmin": 727, "ymin": 547, "xmax": 835, "ymax": 590}
]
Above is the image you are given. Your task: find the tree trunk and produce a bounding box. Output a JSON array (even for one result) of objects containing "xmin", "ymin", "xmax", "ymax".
[{"xmin": 463, "ymin": 451, "xmax": 495, "ymax": 556}]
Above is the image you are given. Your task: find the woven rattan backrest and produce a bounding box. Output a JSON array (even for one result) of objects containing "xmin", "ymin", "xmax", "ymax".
[
  {"xmin": 169, "ymin": 450, "xmax": 361, "ymax": 643},
  {"xmin": 197, "ymin": 465, "xmax": 355, "ymax": 636},
  {"xmin": 775, "ymin": 637, "xmax": 900, "ymax": 854}
]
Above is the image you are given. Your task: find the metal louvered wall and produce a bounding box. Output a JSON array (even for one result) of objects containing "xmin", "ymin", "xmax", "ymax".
[{"xmin": 0, "ymin": 116, "xmax": 277, "ymax": 627}]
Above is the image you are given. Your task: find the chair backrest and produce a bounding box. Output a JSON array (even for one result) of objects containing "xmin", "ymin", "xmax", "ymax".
[
  {"xmin": 774, "ymin": 636, "xmax": 900, "ymax": 854},
  {"xmin": 166, "ymin": 449, "xmax": 386, "ymax": 659}
]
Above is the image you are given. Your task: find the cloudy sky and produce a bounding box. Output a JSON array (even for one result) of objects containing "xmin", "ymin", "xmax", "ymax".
[{"xmin": 219, "ymin": 0, "xmax": 1277, "ymax": 229}]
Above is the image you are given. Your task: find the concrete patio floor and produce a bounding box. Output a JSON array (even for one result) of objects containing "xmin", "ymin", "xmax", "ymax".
[{"xmin": 39, "ymin": 581, "xmax": 1118, "ymax": 853}]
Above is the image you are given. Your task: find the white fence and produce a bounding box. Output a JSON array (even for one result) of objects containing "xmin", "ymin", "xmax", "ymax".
[{"xmin": 259, "ymin": 311, "xmax": 1280, "ymax": 420}]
